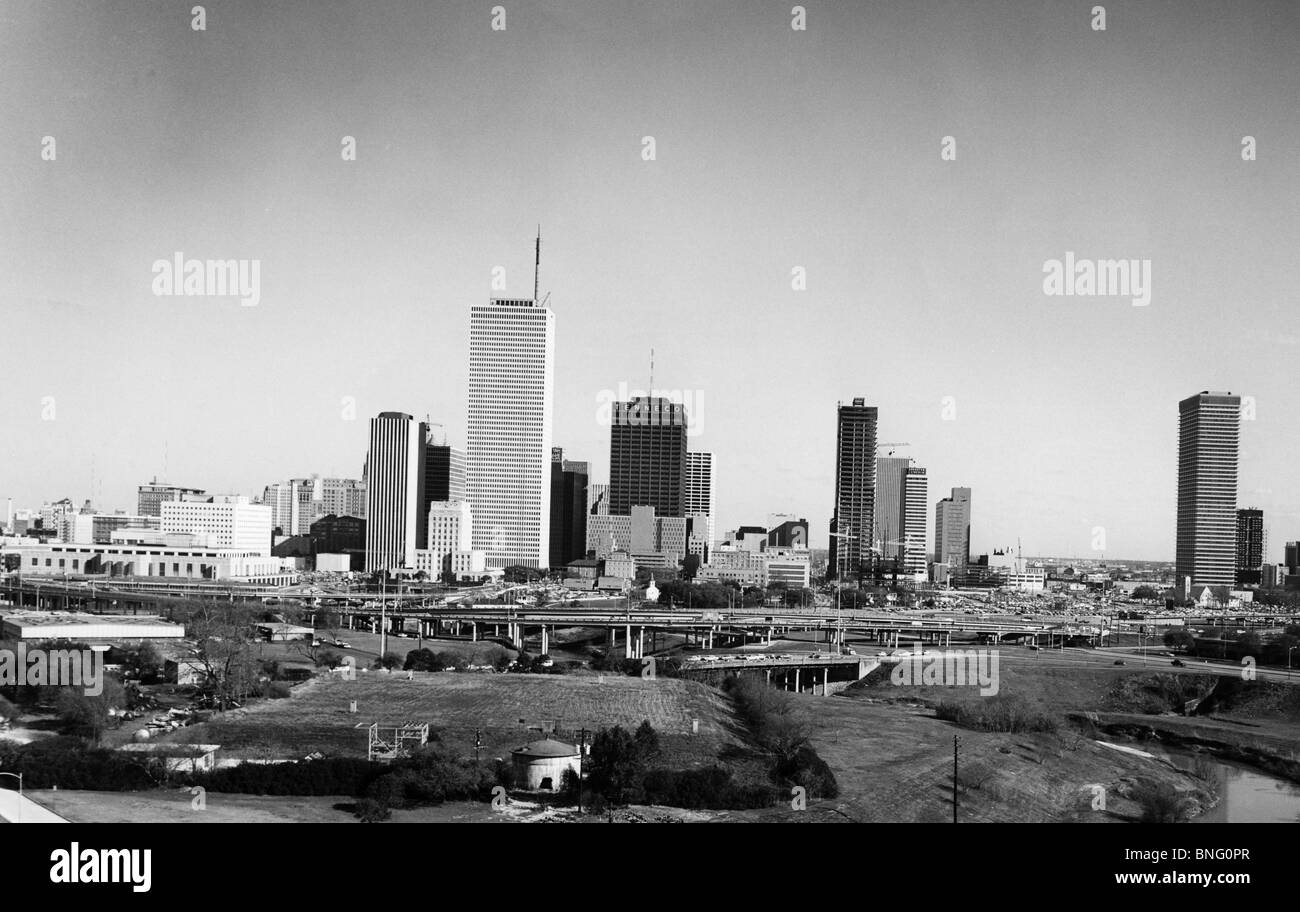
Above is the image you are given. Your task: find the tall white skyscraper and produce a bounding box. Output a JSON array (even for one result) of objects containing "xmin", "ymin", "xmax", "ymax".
[
  {"xmin": 685, "ymin": 451, "xmax": 714, "ymax": 544},
  {"xmin": 467, "ymin": 296, "xmax": 555, "ymax": 568},
  {"xmin": 364, "ymin": 412, "xmax": 427, "ymax": 572},
  {"xmin": 902, "ymin": 466, "xmax": 928, "ymax": 578}
]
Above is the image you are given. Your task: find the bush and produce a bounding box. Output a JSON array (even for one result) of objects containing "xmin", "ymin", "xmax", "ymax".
[
  {"xmin": 642, "ymin": 767, "xmax": 778, "ymax": 810},
  {"xmin": 264, "ymin": 681, "xmax": 292, "ymax": 699},
  {"xmin": 184, "ymin": 757, "xmax": 379, "ymax": 796},
  {"xmin": 0, "ymin": 737, "xmax": 160, "ymax": 790},
  {"xmin": 777, "ymin": 745, "xmax": 840, "ymax": 800},
  {"xmin": 354, "ymin": 798, "xmax": 391, "ymax": 822},
  {"xmin": 1132, "ymin": 780, "xmax": 1195, "ymax": 823},
  {"xmin": 935, "ymin": 695, "xmax": 1058, "ymax": 733},
  {"xmin": 724, "ymin": 675, "xmax": 810, "ymax": 760}
]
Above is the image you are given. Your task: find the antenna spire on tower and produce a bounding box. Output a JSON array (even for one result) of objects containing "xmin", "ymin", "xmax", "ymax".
[{"xmin": 534, "ymin": 225, "xmax": 541, "ymax": 304}]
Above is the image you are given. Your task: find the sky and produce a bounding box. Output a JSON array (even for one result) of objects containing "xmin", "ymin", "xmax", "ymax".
[{"xmin": 1, "ymin": 0, "xmax": 1297, "ymax": 562}]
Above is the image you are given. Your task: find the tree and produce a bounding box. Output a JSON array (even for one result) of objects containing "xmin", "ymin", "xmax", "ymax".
[
  {"xmin": 679, "ymin": 554, "xmax": 700, "ymax": 580},
  {"xmin": 57, "ymin": 679, "xmax": 126, "ymax": 744},
  {"xmin": 633, "ymin": 719, "xmax": 661, "ymax": 761},
  {"xmin": 1132, "ymin": 585, "xmax": 1160, "ymax": 602},
  {"xmin": 1162, "ymin": 628, "xmax": 1195, "ymax": 652},
  {"xmin": 1236, "ymin": 631, "xmax": 1262, "ymax": 658},
  {"xmin": 587, "ymin": 724, "xmax": 652, "ymax": 805},
  {"xmin": 188, "ymin": 603, "xmax": 260, "ymax": 711}
]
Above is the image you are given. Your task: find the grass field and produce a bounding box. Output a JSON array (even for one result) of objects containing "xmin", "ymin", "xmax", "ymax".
[{"xmin": 160, "ymin": 671, "xmax": 741, "ymax": 764}]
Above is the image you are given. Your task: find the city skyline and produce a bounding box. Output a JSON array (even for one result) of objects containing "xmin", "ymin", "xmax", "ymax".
[{"xmin": 3, "ymin": 0, "xmax": 1299, "ymax": 561}]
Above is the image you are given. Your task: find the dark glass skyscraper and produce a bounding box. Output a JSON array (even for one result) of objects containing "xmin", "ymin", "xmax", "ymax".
[
  {"xmin": 608, "ymin": 396, "xmax": 687, "ymax": 518},
  {"xmin": 1176, "ymin": 391, "xmax": 1240, "ymax": 586},
  {"xmin": 1235, "ymin": 507, "xmax": 1264, "ymax": 587},
  {"xmin": 829, "ymin": 398, "xmax": 877, "ymax": 579},
  {"xmin": 549, "ymin": 447, "xmax": 589, "ymax": 568}
]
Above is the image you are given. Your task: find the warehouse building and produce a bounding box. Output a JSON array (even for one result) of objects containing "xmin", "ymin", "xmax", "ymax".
[{"xmin": 0, "ymin": 612, "xmax": 185, "ymax": 642}]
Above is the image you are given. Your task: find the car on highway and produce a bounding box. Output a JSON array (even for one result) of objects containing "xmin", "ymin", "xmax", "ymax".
[
  {"xmin": 1171, "ymin": 659, "xmax": 1185, "ymax": 667},
  {"xmin": 1113, "ymin": 659, "xmax": 1125, "ymax": 665},
  {"xmin": 333, "ymin": 640, "xmax": 350, "ymax": 648}
]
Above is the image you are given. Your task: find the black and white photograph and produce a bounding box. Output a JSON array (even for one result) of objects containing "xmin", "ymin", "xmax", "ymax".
[{"xmin": 0, "ymin": 0, "xmax": 1294, "ymax": 889}]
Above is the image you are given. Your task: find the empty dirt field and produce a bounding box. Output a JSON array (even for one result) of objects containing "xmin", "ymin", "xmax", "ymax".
[{"xmin": 161, "ymin": 671, "xmax": 741, "ymax": 763}]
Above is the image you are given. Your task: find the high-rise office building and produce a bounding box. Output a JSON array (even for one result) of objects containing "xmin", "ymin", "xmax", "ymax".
[
  {"xmin": 137, "ymin": 480, "xmax": 206, "ymax": 517},
  {"xmin": 321, "ymin": 478, "xmax": 367, "ymax": 519},
  {"xmin": 902, "ymin": 466, "xmax": 928, "ymax": 577},
  {"xmin": 829, "ymin": 398, "xmax": 877, "ymax": 579},
  {"xmin": 422, "ymin": 500, "xmax": 474, "ymax": 577},
  {"xmin": 262, "ymin": 478, "xmax": 322, "ymax": 537},
  {"xmin": 587, "ymin": 483, "xmax": 609, "ymax": 517},
  {"xmin": 424, "ymin": 443, "xmax": 466, "ymax": 503},
  {"xmin": 161, "ymin": 496, "xmax": 272, "ymax": 555},
  {"xmin": 549, "ymin": 447, "xmax": 589, "ymax": 569},
  {"xmin": 467, "ymin": 296, "xmax": 555, "ymax": 568},
  {"xmin": 609, "ymin": 396, "xmax": 688, "ymax": 518},
  {"xmin": 363, "ymin": 412, "xmax": 428, "ymax": 572},
  {"xmin": 685, "ymin": 451, "xmax": 715, "ymax": 547},
  {"xmin": 423, "ymin": 441, "xmax": 466, "ymax": 542},
  {"xmin": 1285, "ymin": 541, "xmax": 1300, "ymax": 575},
  {"xmin": 874, "ymin": 456, "xmax": 909, "ymax": 569},
  {"xmin": 1176, "ymin": 391, "xmax": 1241, "ymax": 586},
  {"xmin": 934, "ymin": 487, "xmax": 972, "ymax": 567},
  {"xmin": 1235, "ymin": 507, "xmax": 1264, "ymax": 587}
]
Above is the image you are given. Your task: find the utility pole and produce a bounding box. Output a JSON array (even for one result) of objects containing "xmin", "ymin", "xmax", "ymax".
[
  {"xmin": 952, "ymin": 735, "xmax": 960, "ymax": 823},
  {"xmin": 380, "ymin": 574, "xmax": 388, "ymax": 661},
  {"xmin": 576, "ymin": 727, "xmax": 591, "ymax": 814}
]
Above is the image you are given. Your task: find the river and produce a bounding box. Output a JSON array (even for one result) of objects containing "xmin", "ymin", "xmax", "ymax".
[{"xmin": 1193, "ymin": 759, "xmax": 1300, "ymax": 823}]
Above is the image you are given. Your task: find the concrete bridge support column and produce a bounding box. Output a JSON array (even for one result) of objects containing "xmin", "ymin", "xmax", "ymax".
[
  {"xmin": 471, "ymin": 622, "xmax": 478, "ymax": 642},
  {"xmin": 370, "ymin": 619, "xmax": 377, "ymax": 634},
  {"xmin": 794, "ymin": 668, "xmax": 801, "ymax": 694},
  {"xmin": 625, "ymin": 625, "xmax": 632, "ymax": 659},
  {"xmin": 540, "ymin": 626, "xmax": 549, "ymax": 655},
  {"xmin": 637, "ymin": 627, "xmax": 644, "ymax": 659},
  {"xmin": 606, "ymin": 627, "xmax": 616, "ymax": 648},
  {"xmin": 767, "ymin": 627, "xmax": 773, "ymax": 645},
  {"xmin": 822, "ymin": 668, "xmax": 829, "ymax": 696}
]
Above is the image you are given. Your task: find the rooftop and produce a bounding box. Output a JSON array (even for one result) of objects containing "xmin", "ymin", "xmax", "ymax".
[{"xmin": 511, "ymin": 738, "xmax": 580, "ymax": 759}]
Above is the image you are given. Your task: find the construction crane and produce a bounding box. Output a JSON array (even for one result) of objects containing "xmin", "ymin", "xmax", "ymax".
[{"xmin": 879, "ymin": 442, "xmax": 912, "ymax": 457}]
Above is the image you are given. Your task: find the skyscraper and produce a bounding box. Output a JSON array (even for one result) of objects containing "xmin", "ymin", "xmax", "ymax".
[
  {"xmin": 1235, "ymin": 507, "xmax": 1264, "ymax": 587},
  {"xmin": 364, "ymin": 412, "xmax": 428, "ymax": 572},
  {"xmin": 137, "ymin": 480, "xmax": 206, "ymax": 517},
  {"xmin": 467, "ymin": 296, "xmax": 555, "ymax": 568},
  {"xmin": 1176, "ymin": 391, "xmax": 1241, "ymax": 586},
  {"xmin": 549, "ymin": 447, "xmax": 589, "ymax": 568},
  {"xmin": 874, "ymin": 456, "xmax": 909, "ymax": 570},
  {"xmin": 609, "ymin": 396, "xmax": 687, "ymax": 518},
  {"xmin": 934, "ymin": 487, "xmax": 971, "ymax": 567},
  {"xmin": 423, "ymin": 441, "xmax": 466, "ymax": 545},
  {"xmin": 829, "ymin": 398, "xmax": 877, "ymax": 579},
  {"xmin": 685, "ymin": 451, "xmax": 715, "ymax": 547},
  {"xmin": 902, "ymin": 466, "xmax": 928, "ymax": 578}
]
